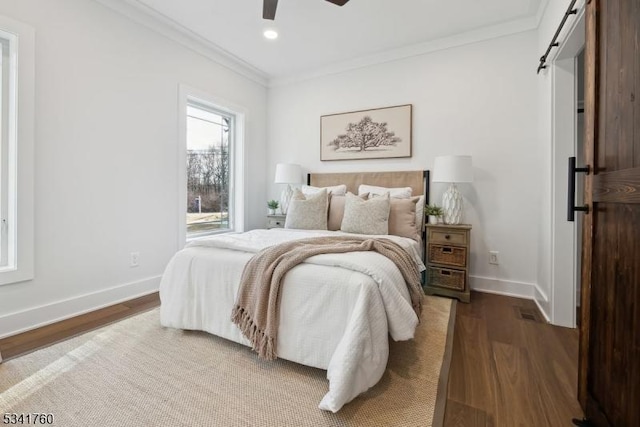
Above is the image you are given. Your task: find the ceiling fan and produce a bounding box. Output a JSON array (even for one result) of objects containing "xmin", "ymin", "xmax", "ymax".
[{"xmin": 263, "ymin": 0, "xmax": 350, "ymax": 20}]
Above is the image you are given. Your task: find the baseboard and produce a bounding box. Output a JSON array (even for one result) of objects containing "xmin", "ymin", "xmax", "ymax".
[
  {"xmin": 0, "ymin": 276, "xmax": 161, "ymax": 339},
  {"xmin": 533, "ymin": 284, "xmax": 551, "ymax": 322},
  {"xmin": 469, "ymin": 275, "xmax": 537, "ymax": 300},
  {"xmin": 533, "ymin": 296, "xmax": 551, "ymax": 323}
]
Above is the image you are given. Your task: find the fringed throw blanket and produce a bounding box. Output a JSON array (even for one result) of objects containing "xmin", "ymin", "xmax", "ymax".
[{"xmin": 231, "ymin": 236, "xmax": 423, "ymax": 360}]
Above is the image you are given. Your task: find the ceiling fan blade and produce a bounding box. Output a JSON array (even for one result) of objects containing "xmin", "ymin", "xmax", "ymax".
[
  {"xmin": 325, "ymin": 0, "xmax": 349, "ymax": 5},
  {"xmin": 263, "ymin": 0, "xmax": 278, "ymax": 20}
]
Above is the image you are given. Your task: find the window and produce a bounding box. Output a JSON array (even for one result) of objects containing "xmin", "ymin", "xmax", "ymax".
[
  {"xmin": 185, "ymin": 101, "xmax": 235, "ymax": 237},
  {"xmin": 178, "ymin": 85, "xmax": 245, "ymax": 246},
  {"xmin": 0, "ymin": 34, "xmax": 7, "ymax": 267},
  {"xmin": 0, "ymin": 17, "xmax": 35, "ymax": 286}
]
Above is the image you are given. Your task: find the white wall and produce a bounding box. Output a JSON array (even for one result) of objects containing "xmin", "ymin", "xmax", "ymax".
[
  {"xmin": 0, "ymin": 0, "xmax": 267, "ymax": 337},
  {"xmin": 268, "ymin": 30, "xmax": 542, "ymax": 297}
]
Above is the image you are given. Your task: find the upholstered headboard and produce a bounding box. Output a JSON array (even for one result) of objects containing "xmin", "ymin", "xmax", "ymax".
[{"xmin": 307, "ymin": 170, "xmax": 430, "ymax": 203}]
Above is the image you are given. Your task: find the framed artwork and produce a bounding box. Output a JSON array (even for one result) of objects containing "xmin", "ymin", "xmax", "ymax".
[{"xmin": 320, "ymin": 104, "xmax": 412, "ymax": 161}]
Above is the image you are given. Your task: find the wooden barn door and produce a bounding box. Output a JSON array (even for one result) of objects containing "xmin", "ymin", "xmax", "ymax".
[{"xmin": 578, "ymin": 0, "xmax": 640, "ymax": 426}]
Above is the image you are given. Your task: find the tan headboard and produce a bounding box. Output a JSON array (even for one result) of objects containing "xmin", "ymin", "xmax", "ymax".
[{"xmin": 308, "ymin": 170, "xmax": 428, "ymax": 199}]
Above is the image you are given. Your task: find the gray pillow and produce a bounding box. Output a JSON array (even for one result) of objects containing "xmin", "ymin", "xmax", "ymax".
[
  {"xmin": 340, "ymin": 192, "xmax": 390, "ymax": 235},
  {"xmin": 284, "ymin": 188, "xmax": 328, "ymax": 230}
]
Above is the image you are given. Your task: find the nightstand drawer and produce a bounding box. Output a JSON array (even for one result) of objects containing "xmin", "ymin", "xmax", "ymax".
[
  {"xmin": 427, "ymin": 266, "xmax": 466, "ymax": 291},
  {"xmin": 428, "ymin": 228, "xmax": 468, "ymax": 246},
  {"xmin": 267, "ymin": 217, "xmax": 285, "ymax": 229},
  {"xmin": 428, "ymin": 244, "xmax": 467, "ymax": 267}
]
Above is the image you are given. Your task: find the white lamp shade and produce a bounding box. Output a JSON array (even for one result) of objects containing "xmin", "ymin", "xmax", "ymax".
[
  {"xmin": 274, "ymin": 163, "xmax": 302, "ymax": 184},
  {"xmin": 432, "ymin": 155, "xmax": 473, "ymax": 183}
]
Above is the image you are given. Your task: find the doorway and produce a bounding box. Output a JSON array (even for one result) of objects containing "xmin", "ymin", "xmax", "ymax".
[
  {"xmin": 549, "ymin": 8, "xmax": 585, "ymax": 328},
  {"xmin": 575, "ymin": 50, "xmax": 584, "ymax": 324}
]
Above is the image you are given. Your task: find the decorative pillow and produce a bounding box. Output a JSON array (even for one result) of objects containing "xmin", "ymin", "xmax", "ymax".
[
  {"xmin": 358, "ymin": 184, "xmax": 412, "ymax": 199},
  {"xmin": 388, "ymin": 197, "xmax": 420, "ymax": 241},
  {"xmin": 340, "ymin": 192, "xmax": 390, "ymax": 235},
  {"xmin": 301, "ymin": 184, "xmax": 347, "ymax": 197},
  {"xmin": 285, "ymin": 188, "xmax": 328, "ymax": 230},
  {"xmin": 327, "ymin": 193, "xmax": 368, "ymax": 231},
  {"xmin": 415, "ymin": 195, "xmax": 425, "ymax": 235}
]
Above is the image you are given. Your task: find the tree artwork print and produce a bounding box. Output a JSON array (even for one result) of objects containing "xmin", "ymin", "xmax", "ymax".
[
  {"xmin": 320, "ymin": 104, "xmax": 412, "ymax": 161},
  {"xmin": 329, "ymin": 116, "xmax": 401, "ymax": 152}
]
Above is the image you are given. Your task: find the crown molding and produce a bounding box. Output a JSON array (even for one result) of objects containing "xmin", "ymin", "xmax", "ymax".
[
  {"xmin": 93, "ymin": 0, "xmax": 268, "ymax": 87},
  {"xmin": 93, "ymin": 0, "xmax": 548, "ymax": 90},
  {"xmin": 268, "ymin": 15, "xmax": 539, "ymax": 87}
]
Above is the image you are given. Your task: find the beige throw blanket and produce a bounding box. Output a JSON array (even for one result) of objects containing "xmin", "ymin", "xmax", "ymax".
[{"xmin": 231, "ymin": 236, "xmax": 424, "ymax": 360}]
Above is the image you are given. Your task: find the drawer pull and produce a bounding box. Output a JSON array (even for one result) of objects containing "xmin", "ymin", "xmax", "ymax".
[
  {"xmin": 445, "ymin": 234, "xmax": 451, "ymax": 240},
  {"xmin": 442, "ymin": 247, "xmax": 453, "ymax": 253},
  {"xmin": 441, "ymin": 270, "xmax": 451, "ymax": 276},
  {"xmin": 275, "ymin": 222, "xmax": 281, "ymax": 225}
]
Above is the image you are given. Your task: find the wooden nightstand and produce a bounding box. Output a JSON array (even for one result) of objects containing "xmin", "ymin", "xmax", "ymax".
[
  {"xmin": 266, "ymin": 214, "xmax": 286, "ymax": 229},
  {"xmin": 424, "ymin": 224, "xmax": 472, "ymax": 303}
]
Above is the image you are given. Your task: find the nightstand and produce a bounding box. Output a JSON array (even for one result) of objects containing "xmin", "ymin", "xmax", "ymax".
[
  {"xmin": 266, "ymin": 214, "xmax": 286, "ymax": 229},
  {"xmin": 424, "ymin": 224, "xmax": 471, "ymax": 303}
]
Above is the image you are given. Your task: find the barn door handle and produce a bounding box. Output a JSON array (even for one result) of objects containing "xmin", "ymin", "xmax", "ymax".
[{"xmin": 567, "ymin": 157, "xmax": 590, "ymax": 222}]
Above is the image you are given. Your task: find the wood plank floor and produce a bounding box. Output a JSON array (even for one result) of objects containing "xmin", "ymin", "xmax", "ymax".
[
  {"xmin": 0, "ymin": 291, "xmax": 583, "ymax": 425},
  {"xmin": 445, "ymin": 291, "xmax": 584, "ymax": 426},
  {"xmin": 0, "ymin": 293, "xmax": 160, "ymax": 361}
]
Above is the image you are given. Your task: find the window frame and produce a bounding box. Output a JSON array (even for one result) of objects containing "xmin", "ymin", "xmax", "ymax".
[
  {"xmin": 177, "ymin": 85, "xmax": 246, "ymax": 248},
  {"xmin": 0, "ymin": 16, "xmax": 35, "ymax": 286},
  {"xmin": 185, "ymin": 101, "xmax": 235, "ymax": 238}
]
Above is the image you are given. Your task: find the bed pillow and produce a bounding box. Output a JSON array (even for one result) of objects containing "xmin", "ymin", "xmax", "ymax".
[
  {"xmin": 358, "ymin": 184, "xmax": 412, "ymax": 199},
  {"xmin": 285, "ymin": 188, "xmax": 328, "ymax": 230},
  {"xmin": 388, "ymin": 197, "xmax": 420, "ymax": 241},
  {"xmin": 368, "ymin": 194, "xmax": 423, "ymax": 240},
  {"xmin": 327, "ymin": 193, "xmax": 369, "ymax": 231},
  {"xmin": 415, "ymin": 195, "xmax": 425, "ymax": 235},
  {"xmin": 340, "ymin": 192, "xmax": 390, "ymax": 235},
  {"xmin": 301, "ymin": 184, "xmax": 347, "ymax": 197}
]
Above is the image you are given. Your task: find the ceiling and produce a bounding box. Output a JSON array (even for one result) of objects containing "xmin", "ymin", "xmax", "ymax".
[{"xmin": 132, "ymin": 0, "xmax": 544, "ymax": 80}]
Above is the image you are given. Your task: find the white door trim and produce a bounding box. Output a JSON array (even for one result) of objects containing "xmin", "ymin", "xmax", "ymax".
[{"xmin": 549, "ymin": 7, "xmax": 585, "ymax": 328}]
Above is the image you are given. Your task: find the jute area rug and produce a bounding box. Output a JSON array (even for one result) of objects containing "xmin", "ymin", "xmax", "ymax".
[{"xmin": 0, "ymin": 296, "xmax": 455, "ymax": 427}]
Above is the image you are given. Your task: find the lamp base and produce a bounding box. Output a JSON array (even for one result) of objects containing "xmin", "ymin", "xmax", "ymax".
[
  {"xmin": 442, "ymin": 183, "xmax": 463, "ymax": 224},
  {"xmin": 280, "ymin": 185, "xmax": 293, "ymax": 214}
]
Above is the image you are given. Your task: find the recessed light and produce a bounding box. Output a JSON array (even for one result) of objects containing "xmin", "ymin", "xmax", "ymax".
[{"xmin": 263, "ymin": 29, "xmax": 278, "ymax": 40}]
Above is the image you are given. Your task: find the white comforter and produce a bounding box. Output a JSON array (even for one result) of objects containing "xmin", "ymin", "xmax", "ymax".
[{"xmin": 159, "ymin": 229, "xmax": 425, "ymax": 412}]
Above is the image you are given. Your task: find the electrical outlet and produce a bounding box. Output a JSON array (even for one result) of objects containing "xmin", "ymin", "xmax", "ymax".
[
  {"xmin": 130, "ymin": 252, "xmax": 140, "ymax": 267},
  {"xmin": 489, "ymin": 251, "xmax": 499, "ymax": 265}
]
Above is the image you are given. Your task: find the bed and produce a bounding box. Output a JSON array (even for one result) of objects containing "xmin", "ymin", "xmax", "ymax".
[{"xmin": 159, "ymin": 170, "xmax": 429, "ymax": 412}]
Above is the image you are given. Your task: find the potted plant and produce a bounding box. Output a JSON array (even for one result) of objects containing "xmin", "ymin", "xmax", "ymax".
[
  {"xmin": 425, "ymin": 205, "xmax": 444, "ymax": 225},
  {"xmin": 267, "ymin": 200, "xmax": 279, "ymax": 215}
]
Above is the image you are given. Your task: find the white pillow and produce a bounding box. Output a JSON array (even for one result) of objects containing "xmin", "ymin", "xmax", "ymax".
[
  {"xmin": 358, "ymin": 184, "xmax": 412, "ymax": 199},
  {"xmin": 301, "ymin": 184, "xmax": 347, "ymax": 197},
  {"xmin": 285, "ymin": 188, "xmax": 328, "ymax": 230},
  {"xmin": 340, "ymin": 192, "xmax": 390, "ymax": 235}
]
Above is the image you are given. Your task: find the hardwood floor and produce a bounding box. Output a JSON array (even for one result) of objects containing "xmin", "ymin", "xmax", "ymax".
[
  {"xmin": 0, "ymin": 292, "xmax": 160, "ymax": 361},
  {"xmin": 0, "ymin": 291, "xmax": 583, "ymax": 425},
  {"xmin": 445, "ymin": 291, "xmax": 584, "ymax": 426}
]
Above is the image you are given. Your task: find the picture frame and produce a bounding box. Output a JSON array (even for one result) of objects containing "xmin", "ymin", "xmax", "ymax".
[{"xmin": 320, "ymin": 104, "xmax": 412, "ymax": 161}]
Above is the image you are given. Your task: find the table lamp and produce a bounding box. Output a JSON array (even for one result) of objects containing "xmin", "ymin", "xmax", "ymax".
[
  {"xmin": 432, "ymin": 155, "xmax": 473, "ymax": 224},
  {"xmin": 274, "ymin": 163, "xmax": 302, "ymax": 214}
]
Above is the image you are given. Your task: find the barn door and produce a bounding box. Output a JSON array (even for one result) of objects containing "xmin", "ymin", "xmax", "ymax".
[{"xmin": 578, "ymin": 0, "xmax": 640, "ymax": 426}]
